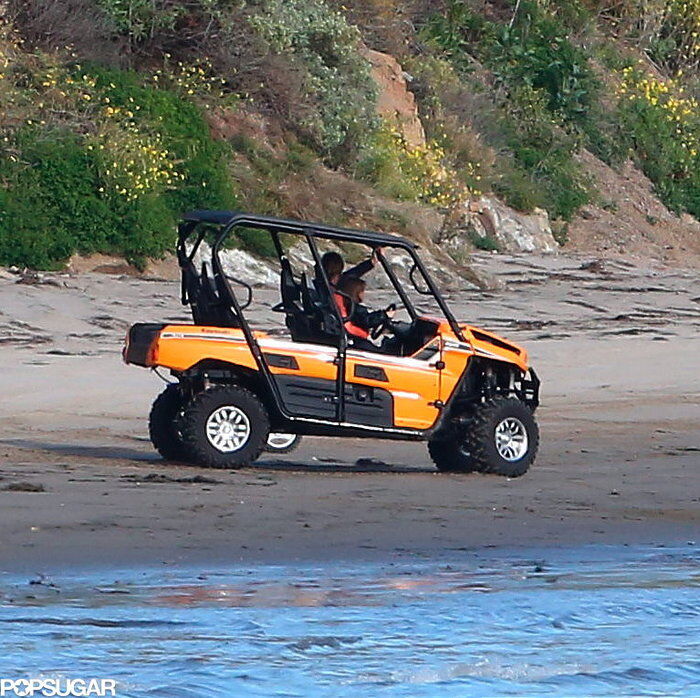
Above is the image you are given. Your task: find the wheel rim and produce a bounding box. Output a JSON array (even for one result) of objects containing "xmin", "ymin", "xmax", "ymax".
[
  {"xmin": 495, "ymin": 417, "xmax": 528, "ymax": 462},
  {"xmin": 267, "ymin": 433, "xmax": 297, "ymax": 450},
  {"xmin": 205, "ymin": 406, "xmax": 251, "ymax": 453}
]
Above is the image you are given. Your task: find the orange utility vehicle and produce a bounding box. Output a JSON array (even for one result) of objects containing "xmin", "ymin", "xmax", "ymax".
[{"xmin": 123, "ymin": 211, "xmax": 540, "ymax": 476}]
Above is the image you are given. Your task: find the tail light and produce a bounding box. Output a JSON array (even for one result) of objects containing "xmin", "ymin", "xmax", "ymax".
[{"xmin": 123, "ymin": 323, "xmax": 166, "ymax": 367}]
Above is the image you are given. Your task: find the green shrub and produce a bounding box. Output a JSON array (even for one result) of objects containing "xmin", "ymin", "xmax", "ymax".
[
  {"xmin": 489, "ymin": 2, "xmax": 598, "ymax": 127},
  {"xmin": 493, "ymin": 167, "xmax": 547, "ymax": 213},
  {"xmin": 423, "ymin": 0, "xmax": 491, "ymax": 71},
  {"xmin": 421, "ymin": 0, "xmax": 601, "ymax": 217},
  {"xmin": 96, "ymin": 0, "xmax": 182, "ymax": 43},
  {"xmin": 357, "ymin": 122, "xmax": 470, "ymax": 208},
  {"xmin": 0, "ymin": 58, "xmax": 244, "ymax": 269},
  {"xmin": 497, "ymin": 86, "xmax": 591, "ymax": 220},
  {"xmin": 356, "ymin": 125, "xmax": 423, "ymax": 201},
  {"xmin": 0, "ymin": 130, "xmax": 111, "ymax": 268},
  {"xmin": 0, "ymin": 129, "xmax": 176, "ymax": 268},
  {"xmin": 83, "ymin": 65, "xmax": 235, "ymax": 212},
  {"xmin": 248, "ymin": 0, "xmax": 378, "ymax": 160},
  {"xmin": 617, "ymin": 68, "xmax": 700, "ymax": 217},
  {"xmin": 424, "ymin": 0, "xmax": 599, "ymax": 126},
  {"xmin": 467, "ymin": 227, "xmax": 499, "ymax": 252}
]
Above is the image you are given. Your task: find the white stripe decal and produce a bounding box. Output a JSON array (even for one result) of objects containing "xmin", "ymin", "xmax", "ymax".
[
  {"xmin": 159, "ymin": 331, "xmax": 478, "ymax": 368},
  {"xmin": 160, "ymin": 332, "xmax": 245, "ymax": 343},
  {"xmin": 391, "ymin": 391, "xmax": 423, "ymax": 400},
  {"xmin": 346, "ymin": 349, "xmax": 440, "ymax": 368}
]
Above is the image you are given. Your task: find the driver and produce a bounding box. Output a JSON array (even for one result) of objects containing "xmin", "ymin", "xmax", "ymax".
[
  {"xmin": 317, "ymin": 249, "xmax": 383, "ymax": 290},
  {"xmin": 336, "ymin": 276, "xmax": 395, "ymax": 353}
]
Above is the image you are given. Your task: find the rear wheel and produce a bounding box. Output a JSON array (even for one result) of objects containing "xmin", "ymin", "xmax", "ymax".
[
  {"xmin": 180, "ymin": 385, "xmax": 269, "ymax": 468},
  {"xmin": 149, "ymin": 384, "xmax": 189, "ymax": 462},
  {"xmin": 265, "ymin": 433, "xmax": 302, "ymax": 454}
]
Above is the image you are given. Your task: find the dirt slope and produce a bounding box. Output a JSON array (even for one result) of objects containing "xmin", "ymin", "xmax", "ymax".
[{"xmin": 566, "ymin": 152, "xmax": 700, "ymax": 267}]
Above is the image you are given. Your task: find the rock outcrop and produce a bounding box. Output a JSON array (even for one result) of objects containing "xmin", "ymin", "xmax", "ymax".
[
  {"xmin": 362, "ymin": 47, "xmax": 426, "ymax": 147},
  {"xmin": 439, "ymin": 198, "xmax": 558, "ymax": 265},
  {"xmin": 468, "ymin": 197, "xmax": 558, "ymax": 253}
]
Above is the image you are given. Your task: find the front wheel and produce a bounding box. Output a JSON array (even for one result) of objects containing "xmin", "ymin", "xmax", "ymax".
[
  {"xmin": 465, "ymin": 397, "xmax": 539, "ymax": 477},
  {"xmin": 180, "ymin": 386, "xmax": 270, "ymax": 468}
]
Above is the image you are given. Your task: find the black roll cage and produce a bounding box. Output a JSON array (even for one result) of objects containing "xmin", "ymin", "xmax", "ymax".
[{"xmin": 176, "ymin": 210, "xmax": 468, "ymax": 430}]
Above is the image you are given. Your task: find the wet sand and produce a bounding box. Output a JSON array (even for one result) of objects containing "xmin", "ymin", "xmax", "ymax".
[{"xmin": 0, "ymin": 254, "xmax": 698, "ymax": 571}]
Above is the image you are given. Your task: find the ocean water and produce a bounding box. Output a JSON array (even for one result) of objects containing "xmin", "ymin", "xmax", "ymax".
[{"xmin": 0, "ymin": 545, "xmax": 698, "ymax": 697}]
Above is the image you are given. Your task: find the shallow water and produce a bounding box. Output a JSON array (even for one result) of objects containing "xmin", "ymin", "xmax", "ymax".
[{"xmin": 0, "ymin": 545, "xmax": 698, "ymax": 697}]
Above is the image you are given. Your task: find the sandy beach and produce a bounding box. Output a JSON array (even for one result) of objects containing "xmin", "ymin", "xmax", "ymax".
[{"xmin": 1, "ymin": 253, "xmax": 698, "ymax": 572}]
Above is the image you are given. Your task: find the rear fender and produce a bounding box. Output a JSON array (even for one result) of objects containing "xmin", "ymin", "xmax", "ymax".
[
  {"xmin": 123, "ymin": 323, "xmax": 166, "ymax": 367},
  {"xmin": 177, "ymin": 359, "xmax": 283, "ymax": 426}
]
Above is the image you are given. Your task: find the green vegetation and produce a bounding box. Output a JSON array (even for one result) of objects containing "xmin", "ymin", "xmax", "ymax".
[
  {"xmin": 356, "ymin": 122, "xmax": 472, "ymax": 207},
  {"xmin": 617, "ymin": 67, "xmax": 700, "ymax": 217},
  {"xmin": 248, "ymin": 0, "xmax": 378, "ymax": 160},
  {"xmin": 3, "ymin": 0, "xmax": 700, "ymax": 268},
  {"xmin": 0, "ymin": 0, "xmax": 380, "ymax": 268},
  {"xmin": 421, "ymin": 0, "xmax": 598, "ymax": 220},
  {"xmin": 0, "ymin": 53, "xmax": 237, "ymax": 267}
]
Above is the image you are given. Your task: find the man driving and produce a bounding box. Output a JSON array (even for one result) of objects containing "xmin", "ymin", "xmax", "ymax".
[{"xmin": 316, "ymin": 248, "xmax": 383, "ymax": 290}]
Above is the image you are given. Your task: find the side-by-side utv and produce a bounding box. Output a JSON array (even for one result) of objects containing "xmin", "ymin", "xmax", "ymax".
[{"xmin": 123, "ymin": 211, "xmax": 540, "ymax": 476}]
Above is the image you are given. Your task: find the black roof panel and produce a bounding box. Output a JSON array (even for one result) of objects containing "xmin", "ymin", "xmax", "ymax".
[{"xmin": 182, "ymin": 210, "xmax": 417, "ymax": 248}]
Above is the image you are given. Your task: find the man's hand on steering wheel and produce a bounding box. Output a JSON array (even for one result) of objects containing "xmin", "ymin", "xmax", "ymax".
[{"xmin": 370, "ymin": 303, "xmax": 396, "ymax": 340}]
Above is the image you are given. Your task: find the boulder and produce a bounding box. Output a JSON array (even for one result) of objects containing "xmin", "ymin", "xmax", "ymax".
[
  {"xmin": 460, "ymin": 197, "xmax": 558, "ymax": 254},
  {"xmin": 193, "ymin": 241, "xmax": 277, "ymax": 288}
]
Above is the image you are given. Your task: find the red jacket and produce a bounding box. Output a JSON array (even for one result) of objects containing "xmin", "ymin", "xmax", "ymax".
[{"xmin": 333, "ymin": 292, "xmax": 369, "ymax": 339}]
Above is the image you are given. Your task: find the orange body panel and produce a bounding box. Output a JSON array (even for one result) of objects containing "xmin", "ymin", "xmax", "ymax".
[
  {"xmin": 145, "ymin": 319, "xmax": 529, "ymax": 432},
  {"xmin": 344, "ymin": 348, "xmax": 440, "ymax": 429}
]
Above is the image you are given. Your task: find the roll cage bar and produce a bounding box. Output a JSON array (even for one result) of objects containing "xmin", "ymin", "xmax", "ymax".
[
  {"xmin": 175, "ymin": 211, "xmax": 468, "ymax": 427},
  {"xmin": 177, "ymin": 210, "xmax": 467, "ymax": 342}
]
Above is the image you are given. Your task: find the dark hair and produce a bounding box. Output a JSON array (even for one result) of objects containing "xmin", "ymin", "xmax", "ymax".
[
  {"xmin": 321, "ymin": 251, "xmax": 343, "ymax": 278},
  {"xmin": 337, "ymin": 275, "xmax": 365, "ymax": 303}
]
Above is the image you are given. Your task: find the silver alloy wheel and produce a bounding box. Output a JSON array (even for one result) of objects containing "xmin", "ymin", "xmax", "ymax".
[
  {"xmin": 495, "ymin": 417, "xmax": 528, "ymax": 462},
  {"xmin": 205, "ymin": 405, "xmax": 251, "ymax": 453},
  {"xmin": 266, "ymin": 433, "xmax": 298, "ymax": 450}
]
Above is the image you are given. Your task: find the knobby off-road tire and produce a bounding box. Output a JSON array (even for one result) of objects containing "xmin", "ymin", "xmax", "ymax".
[
  {"xmin": 265, "ymin": 433, "xmax": 302, "ymax": 454},
  {"xmin": 465, "ymin": 397, "xmax": 539, "ymax": 477},
  {"xmin": 429, "ymin": 397, "xmax": 539, "ymax": 477},
  {"xmin": 180, "ymin": 385, "xmax": 270, "ymax": 468},
  {"xmin": 428, "ymin": 433, "xmax": 481, "ymax": 473},
  {"xmin": 149, "ymin": 384, "xmax": 190, "ymax": 462}
]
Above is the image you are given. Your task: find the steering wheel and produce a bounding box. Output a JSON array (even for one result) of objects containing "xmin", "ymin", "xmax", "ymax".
[{"xmin": 371, "ymin": 303, "xmax": 396, "ymax": 340}]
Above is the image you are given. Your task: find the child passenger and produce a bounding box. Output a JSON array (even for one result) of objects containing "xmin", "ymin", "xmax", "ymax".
[{"xmin": 335, "ymin": 276, "xmax": 395, "ymax": 353}]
